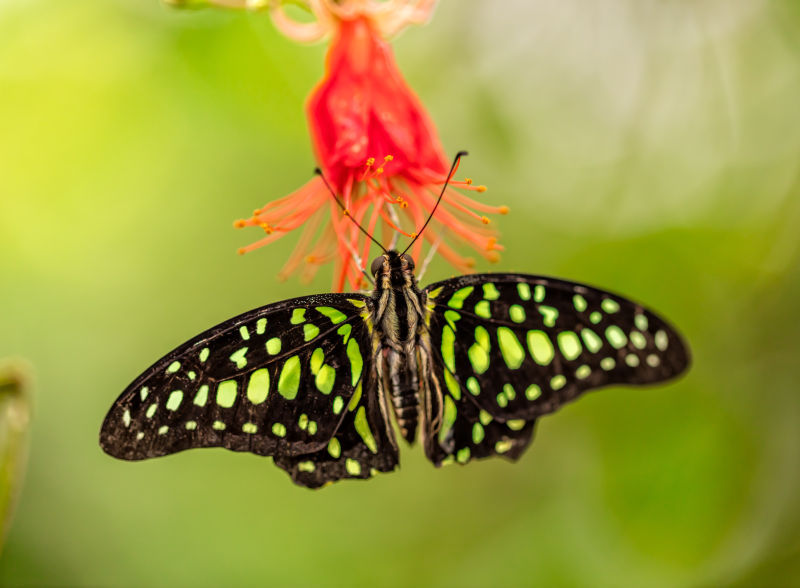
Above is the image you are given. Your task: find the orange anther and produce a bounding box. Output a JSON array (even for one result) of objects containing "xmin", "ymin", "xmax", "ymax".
[
  {"xmin": 384, "ymin": 155, "xmax": 394, "ymax": 161},
  {"xmin": 237, "ymin": 248, "xmax": 246, "ymax": 255},
  {"xmin": 476, "ymin": 185, "xmax": 487, "ymax": 193},
  {"xmin": 487, "ymin": 251, "xmax": 500, "ymax": 263},
  {"xmin": 465, "ymin": 178, "xmax": 473, "ymax": 185},
  {"xmin": 480, "ymin": 216, "xmax": 490, "ymax": 225},
  {"xmin": 400, "ymin": 201, "xmax": 408, "ymax": 209},
  {"xmin": 499, "ymin": 205, "xmax": 509, "ymax": 214},
  {"xmin": 464, "ymin": 257, "xmax": 476, "ymax": 268},
  {"xmin": 486, "ymin": 237, "xmax": 497, "ymax": 251},
  {"xmin": 366, "ymin": 157, "xmax": 375, "ymax": 166},
  {"xmin": 253, "ymin": 209, "xmax": 262, "ymax": 216},
  {"xmin": 376, "ymin": 167, "xmax": 384, "ymax": 174},
  {"xmin": 234, "ymin": 219, "xmax": 247, "ymax": 228}
]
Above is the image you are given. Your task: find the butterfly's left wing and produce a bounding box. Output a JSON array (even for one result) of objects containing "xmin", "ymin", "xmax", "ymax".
[
  {"xmin": 420, "ymin": 273, "xmax": 690, "ymax": 465},
  {"xmin": 100, "ymin": 293, "xmax": 399, "ymax": 488}
]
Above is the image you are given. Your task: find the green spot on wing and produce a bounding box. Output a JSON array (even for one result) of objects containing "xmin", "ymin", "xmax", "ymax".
[
  {"xmin": 444, "ymin": 370, "xmax": 461, "ymax": 400},
  {"xmin": 550, "ymin": 375, "xmax": 566, "ymax": 390},
  {"xmin": 327, "ymin": 438, "xmax": 341, "ymax": 458},
  {"xmin": 601, "ymin": 299, "xmax": 620, "ymax": 314},
  {"xmin": 166, "ymin": 361, "xmax": 180, "ymax": 374},
  {"xmin": 239, "ymin": 326, "xmax": 250, "ymax": 341},
  {"xmin": 557, "ymin": 331, "xmax": 582, "ymax": 361},
  {"xmin": 256, "ymin": 318, "xmax": 267, "ymax": 335},
  {"xmin": 472, "ymin": 422, "xmax": 485, "ymax": 444},
  {"xmin": 303, "ymin": 323, "xmax": 320, "ymax": 342},
  {"xmin": 655, "ymin": 330, "xmax": 669, "ymax": 351},
  {"xmin": 277, "ymin": 356, "xmax": 301, "ymax": 399},
  {"xmin": 229, "ymin": 347, "xmax": 248, "ymax": 369},
  {"xmin": 332, "ymin": 396, "xmax": 344, "ymax": 414},
  {"xmin": 348, "ymin": 381, "xmax": 362, "ymax": 411},
  {"xmin": 316, "ymin": 306, "xmax": 347, "ymax": 324},
  {"xmin": 573, "ymin": 294, "xmax": 588, "ymax": 312},
  {"xmin": 457, "ymin": 447, "xmax": 471, "ymax": 463},
  {"xmin": 447, "ymin": 286, "xmax": 474, "ymax": 309},
  {"xmin": 534, "ymin": 284, "xmax": 545, "ymax": 303},
  {"xmin": 439, "ymin": 395, "xmax": 457, "ymax": 444},
  {"xmin": 199, "ymin": 348, "xmax": 209, "ymax": 363},
  {"xmin": 166, "ymin": 390, "xmax": 183, "ymax": 411},
  {"xmin": 630, "ymin": 331, "xmax": 647, "ymax": 349},
  {"xmin": 290, "ymin": 308, "xmax": 306, "ymax": 324},
  {"xmin": 635, "ymin": 314, "xmax": 649, "ymax": 331},
  {"xmin": 509, "ymin": 304, "xmax": 526, "ymax": 323},
  {"xmin": 538, "ymin": 305, "xmax": 558, "ymax": 327},
  {"xmin": 482, "ymin": 283, "xmax": 500, "ymax": 300},
  {"xmin": 242, "ymin": 422, "xmax": 258, "ymax": 434},
  {"xmin": 474, "ymin": 300, "xmax": 491, "ymax": 318},
  {"xmin": 517, "ymin": 283, "xmax": 531, "ymax": 301},
  {"xmin": 216, "ymin": 380, "xmax": 237, "ymax": 408},
  {"xmin": 345, "ymin": 458, "xmax": 361, "ymax": 476},
  {"xmin": 441, "ymin": 325, "xmax": 456, "ymax": 372},
  {"xmin": 468, "ymin": 325, "xmax": 491, "ymax": 375},
  {"xmin": 266, "ymin": 337, "xmax": 281, "ymax": 355},
  {"xmin": 193, "ymin": 385, "xmax": 209, "ymax": 406},
  {"xmin": 525, "ymin": 384, "xmax": 541, "ymax": 400},
  {"xmin": 590, "ymin": 311, "xmax": 602, "ymax": 324},
  {"xmin": 354, "ymin": 406, "xmax": 377, "ymax": 453},
  {"xmin": 272, "ymin": 422, "xmax": 286, "ymax": 437},
  {"xmin": 466, "ymin": 376, "xmax": 480, "ymax": 396},
  {"xmin": 346, "ymin": 338, "xmax": 363, "ymax": 386},
  {"xmin": 605, "ymin": 325, "xmax": 627, "ymax": 349},
  {"xmin": 315, "ymin": 365, "xmax": 335, "ymax": 395},
  {"xmin": 497, "ymin": 327, "xmax": 525, "ymax": 369},
  {"xmin": 507, "ymin": 419, "xmax": 526, "ymax": 431},
  {"xmin": 581, "ymin": 328, "xmax": 603, "ymax": 353},
  {"xmin": 337, "ymin": 323, "xmax": 352, "ymax": 344},
  {"xmin": 246, "ymin": 368, "xmax": 269, "ymax": 404},
  {"xmin": 444, "ymin": 310, "xmax": 461, "ymax": 329},
  {"xmin": 310, "ymin": 348, "xmax": 324, "ymax": 375}
]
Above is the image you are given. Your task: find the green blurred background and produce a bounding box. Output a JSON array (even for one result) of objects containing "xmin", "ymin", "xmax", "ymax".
[{"xmin": 1, "ymin": 0, "xmax": 799, "ymax": 586}]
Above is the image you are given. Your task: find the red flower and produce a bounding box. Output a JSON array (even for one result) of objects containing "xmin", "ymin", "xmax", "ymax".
[{"xmin": 231, "ymin": 1, "xmax": 508, "ymax": 291}]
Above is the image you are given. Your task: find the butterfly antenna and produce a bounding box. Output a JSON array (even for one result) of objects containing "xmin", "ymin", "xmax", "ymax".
[
  {"xmin": 315, "ymin": 168, "xmax": 387, "ymax": 254},
  {"xmin": 401, "ymin": 150, "xmax": 467, "ymax": 256}
]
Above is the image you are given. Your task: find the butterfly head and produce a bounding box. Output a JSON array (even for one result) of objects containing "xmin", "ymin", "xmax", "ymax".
[{"xmin": 370, "ymin": 250, "xmax": 416, "ymax": 290}]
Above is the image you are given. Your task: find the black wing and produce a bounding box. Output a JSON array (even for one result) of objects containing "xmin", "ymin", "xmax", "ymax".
[
  {"xmin": 420, "ymin": 273, "xmax": 690, "ymax": 465},
  {"xmin": 100, "ymin": 293, "xmax": 398, "ymax": 488}
]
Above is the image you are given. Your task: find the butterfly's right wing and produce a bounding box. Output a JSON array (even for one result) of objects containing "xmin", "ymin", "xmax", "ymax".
[
  {"xmin": 419, "ymin": 273, "xmax": 690, "ymax": 466},
  {"xmin": 100, "ymin": 293, "xmax": 398, "ymax": 488}
]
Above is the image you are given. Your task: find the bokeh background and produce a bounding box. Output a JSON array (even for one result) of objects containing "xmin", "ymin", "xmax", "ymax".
[{"xmin": 1, "ymin": 0, "xmax": 799, "ymax": 586}]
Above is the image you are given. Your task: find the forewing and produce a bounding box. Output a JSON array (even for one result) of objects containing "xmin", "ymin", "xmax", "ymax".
[
  {"xmin": 100, "ymin": 294, "xmax": 372, "ymax": 461},
  {"xmin": 424, "ymin": 274, "xmax": 690, "ymax": 422}
]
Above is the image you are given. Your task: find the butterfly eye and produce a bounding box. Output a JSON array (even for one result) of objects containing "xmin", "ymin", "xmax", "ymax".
[
  {"xmin": 401, "ymin": 254, "xmax": 415, "ymax": 271},
  {"xmin": 370, "ymin": 256, "xmax": 385, "ymax": 276}
]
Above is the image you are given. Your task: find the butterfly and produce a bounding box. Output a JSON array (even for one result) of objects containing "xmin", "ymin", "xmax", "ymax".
[{"xmin": 99, "ymin": 247, "xmax": 690, "ymax": 488}]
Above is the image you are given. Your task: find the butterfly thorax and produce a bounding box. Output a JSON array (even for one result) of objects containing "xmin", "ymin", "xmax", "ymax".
[{"xmin": 371, "ymin": 251, "xmax": 427, "ymax": 443}]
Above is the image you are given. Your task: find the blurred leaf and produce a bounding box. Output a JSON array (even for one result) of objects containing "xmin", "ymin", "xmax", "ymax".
[{"xmin": 0, "ymin": 359, "xmax": 32, "ymax": 556}]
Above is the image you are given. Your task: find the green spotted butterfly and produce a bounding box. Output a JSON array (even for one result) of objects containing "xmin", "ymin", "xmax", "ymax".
[{"xmin": 99, "ymin": 249, "xmax": 690, "ymax": 488}]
